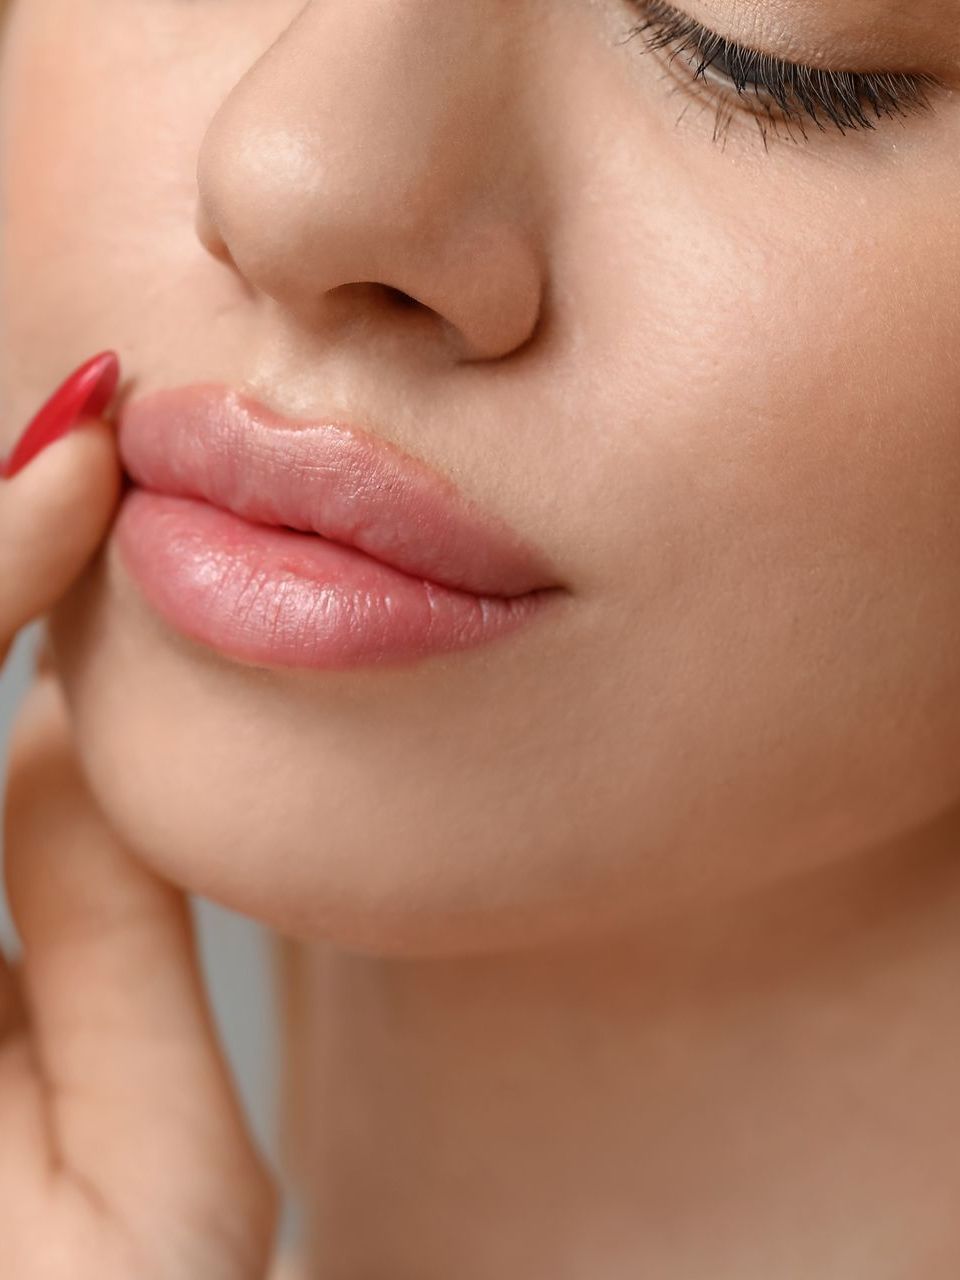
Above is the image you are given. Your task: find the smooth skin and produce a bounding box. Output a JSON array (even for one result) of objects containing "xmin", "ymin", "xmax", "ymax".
[
  {"xmin": 3, "ymin": 0, "xmax": 960, "ymax": 1275},
  {"xmin": 0, "ymin": 425, "xmax": 279, "ymax": 1277}
]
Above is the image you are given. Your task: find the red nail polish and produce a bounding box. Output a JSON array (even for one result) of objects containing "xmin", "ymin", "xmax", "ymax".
[{"xmin": 0, "ymin": 350, "xmax": 121, "ymax": 480}]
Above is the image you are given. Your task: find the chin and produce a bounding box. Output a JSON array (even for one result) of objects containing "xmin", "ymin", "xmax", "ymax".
[{"xmin": 43, "ymin": 546, "xmax": 632, "ymax": 959}]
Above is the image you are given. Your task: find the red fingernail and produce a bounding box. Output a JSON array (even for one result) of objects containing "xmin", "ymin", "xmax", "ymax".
[{"xmin": 0, "ymin": 350, "xmax": 121, "ymax": 481}]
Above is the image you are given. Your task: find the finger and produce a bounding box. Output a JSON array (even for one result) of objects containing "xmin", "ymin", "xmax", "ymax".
[
  {"xmin": 3, "ymin": 675, "xmax": 277, "ymax": 1265},
  {"xmin": 0, "ymin": 352, "xmax": 122, "ymax": 666},
  {"xmin": 0, "ymin": 352, "xmax": 121, "ymax": 1050}
]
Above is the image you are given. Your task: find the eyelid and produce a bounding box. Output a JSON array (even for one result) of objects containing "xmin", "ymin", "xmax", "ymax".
[{"xmin": 627, "ymin": 0, "xmax": 932, "ymax": 77}]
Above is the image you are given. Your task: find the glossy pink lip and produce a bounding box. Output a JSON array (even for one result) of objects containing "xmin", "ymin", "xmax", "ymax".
[
  {"xmin": 117, "ymin": 384, "xmax": 555, "ymax": 596},
  {"xmin": 112, "ymin": 384, "xmax": 564, "ymax": 669}
]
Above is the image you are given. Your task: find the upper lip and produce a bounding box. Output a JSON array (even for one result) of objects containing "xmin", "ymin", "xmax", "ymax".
[{"xmin": 115, "ymin": 384, "xmax": 560, "ymax": 598}]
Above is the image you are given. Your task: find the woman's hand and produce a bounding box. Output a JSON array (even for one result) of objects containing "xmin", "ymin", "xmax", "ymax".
[{"xmin": 0, "ymin": 355, "xmax": 279, "ymax": 1278}]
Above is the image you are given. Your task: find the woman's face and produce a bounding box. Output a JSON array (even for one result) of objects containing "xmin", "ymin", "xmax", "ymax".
[{"xmin": 2, "ymin": 0, "xmax": 959, "ymax": 955}]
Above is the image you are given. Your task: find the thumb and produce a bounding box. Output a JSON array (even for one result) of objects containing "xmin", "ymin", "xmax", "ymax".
[{"xmin": 2, "ymin": 674, "xmax": 278, "ymax": 1275}]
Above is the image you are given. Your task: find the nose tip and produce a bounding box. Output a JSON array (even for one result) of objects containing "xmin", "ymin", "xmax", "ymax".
[{"xmin": 191, "ymin": 4, "xmax": 546, "ymax": 362}]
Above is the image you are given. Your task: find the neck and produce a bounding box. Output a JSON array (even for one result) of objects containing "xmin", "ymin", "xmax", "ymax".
[{"xmin": 288, "ymin": 809, "xmax": 960, "ymax": 1278}]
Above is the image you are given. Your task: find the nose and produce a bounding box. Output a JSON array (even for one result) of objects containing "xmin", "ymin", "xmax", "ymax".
[{"xmin": 194, "ymin": 0, "xmax": 546, "ymax": 362}]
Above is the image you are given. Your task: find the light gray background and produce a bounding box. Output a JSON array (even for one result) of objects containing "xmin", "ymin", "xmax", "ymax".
[{"xmin": 0, "ymin": 623, "xmax": 300, "ymax": 1253}]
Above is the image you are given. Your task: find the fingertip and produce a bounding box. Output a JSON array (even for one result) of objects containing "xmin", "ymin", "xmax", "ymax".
[
  {"xmin": 0, "ymin": 350, "xmax": 122, "ymax": 480},
  {"xmin": 1, "ymin": 416, "xmax": 122, "ymax": 516}
]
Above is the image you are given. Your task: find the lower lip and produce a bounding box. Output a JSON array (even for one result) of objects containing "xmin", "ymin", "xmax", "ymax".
[{"xmin": 114, "ymin": 488, "xmax": 555, "ymax": 669}]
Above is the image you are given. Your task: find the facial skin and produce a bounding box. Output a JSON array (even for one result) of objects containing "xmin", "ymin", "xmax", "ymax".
[{"xmin": 1, "ymin": 0, "xmax": 960, "ymax": 959}]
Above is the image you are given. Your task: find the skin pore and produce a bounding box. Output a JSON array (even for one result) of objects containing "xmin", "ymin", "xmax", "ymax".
[{"xmin": 2, "ymin": 0, "xmax": 960, "ymax": 1274}]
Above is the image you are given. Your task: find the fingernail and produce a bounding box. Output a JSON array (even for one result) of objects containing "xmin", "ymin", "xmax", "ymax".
[{"xmin": 0, "ymin": 350, "xmax": 121, "ymax": 481}]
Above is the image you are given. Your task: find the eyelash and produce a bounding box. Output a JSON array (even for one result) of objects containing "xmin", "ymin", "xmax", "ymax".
[{"xmin": 619, "ymin": 0, "xmax": 940, "ymax": 149}]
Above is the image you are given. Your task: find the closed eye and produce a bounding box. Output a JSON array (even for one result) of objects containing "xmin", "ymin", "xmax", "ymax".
[{"xmin": 619, "ymin": 0, "xmax": 941, "ymax": 149}]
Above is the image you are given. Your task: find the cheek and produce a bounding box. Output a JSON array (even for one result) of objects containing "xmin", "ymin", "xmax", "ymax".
[
  {"xmin": 545, "ymin": 130, "xmax": 960, "ymax": 893},
  {"xmin": 1, "ymin": 7, "xmax": 145, "ymax": 355},
  {"xmin": 0, "ymin": 0, "xmax": 249, "ymax": 405}
]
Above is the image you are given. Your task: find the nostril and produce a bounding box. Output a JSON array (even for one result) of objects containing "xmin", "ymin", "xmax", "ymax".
[{"xmin": 383, "ymin": 285, "xmax": 420, "ymax": 309}]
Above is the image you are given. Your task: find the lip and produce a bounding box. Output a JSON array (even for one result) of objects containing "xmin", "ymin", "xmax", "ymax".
[{"xmin": 112, "ymin": 383, "xmax": 564, "ymax": 669}]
